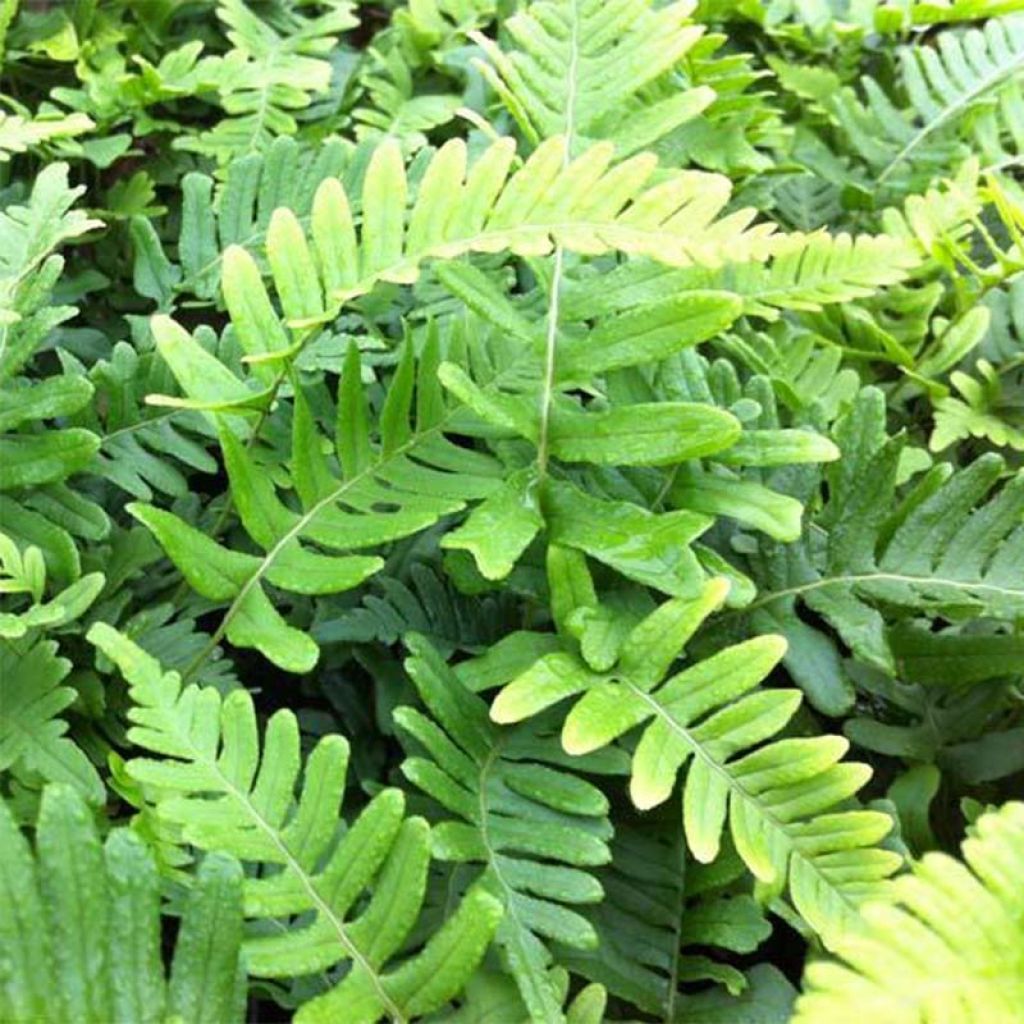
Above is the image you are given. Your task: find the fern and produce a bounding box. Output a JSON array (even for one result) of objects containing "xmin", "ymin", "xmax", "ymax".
[
  {"xmin": 132, "ymin": 134, "xmax": 354, "ymax": 307},
  {"xmin": 5, "ymin": 3, "xmax": 1024, "ymax": 1018},
  {"xmin": 555, "ymin": 822, "xmax": 776, "ymax": 1015},
  {"xmin": 0, "ymin": 108, "xmax": 94, "ymax": 162},
  {"xmin": 0, "ymin": 162, "xmax": 106, "ymax": 583},
  {"xmin": 130, "ymin": 134, "xmax": 789, "ymax": 672},
  {"xmin": 490, "ymin": 574, "xmax": 902, "ymax": 946},
  {"xmin": 0, "ymin": 637, "xmax": 104, "ymax": 804},
  {"xmin": 472, "ymin": 0, "xmax": 714, "ymax": 156},
  {"xmin": 558, "ymin": 229, "xmax": 921, "ymax": 322},
  {"xmin": 794, "ymin": 800, "xmax": 1024, "ymax": 1023},
  {"xmin": 176, "ymin": 0, "xmax": 358, "ymax": 163},
  {"xmin": 745, "ymin": 387, "xmax": 1024, "ymax": 678},
  {"xmin": 313, "ymin": 562, "xmax": 522, "ymax": 654},
  {"xmin": 397, "ymin": 633, "xmax": 621, "ymax": 1022},
  {"xmin": 87, "ymin": 623, "xmax": 503, "ymax": 1024},
  {"xmin": 833, "ymin": 16, "xmax": 1024, "ymax": 190},
  {"xmin": 0, "ymin": 783, "xmax": 247, "ymax": 1023},
  {"xmin": 130, "ymin": 331, "xmax": 504, "ymax": 673}
]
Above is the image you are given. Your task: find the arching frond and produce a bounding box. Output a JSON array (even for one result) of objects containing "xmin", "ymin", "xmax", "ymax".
[
  {"xmin": 88, "ymin": 624, "xmax": 503, "ymax": 1024},
  {"xmin": 489, "ymin": 575, "xmax": 902, "ymax": 947}
]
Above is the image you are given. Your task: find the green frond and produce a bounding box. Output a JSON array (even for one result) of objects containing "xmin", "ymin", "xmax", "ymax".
[
  {"xmin": 0, "ymin": 109, "xmax": 94, "ymax": 162},
  {"xmin": 0, "ymin": 637, "xmax": 104, "ymax": 804},
  {"xmin": 131, "ymin": 135, "xmax": 354, "ymax": 307},
  {"xmin": 833, "ymin": 16, "xmax": 1024, "ymax": 190},
  {"xmin": 176, "ymin": 0, "xmax": 358, "ymax": 163},
  {"xmin": 875, "ymin": 1, "xmax": 1024, "ymax": 31},
  {"xmin": 0, "ymin": 163, "xmax": 107, "ymax": 583},
  {"xmin": 560, "ymin": 229, "xmax": 921, "ymax": 322},
  {"xmin": 931, "ymin": 358, "xmax": 1024, "ymax": 452},
  {"xmin": 72, "ymin": 341, "xmax": 219, "ymax": 502},
  {"xmin": 794, "ymin": 800, "xmax": 1024, "ymax": 1023},
  {"xmin": 748, "ymin": 388, "xmax": 1024, "ymax": 677},
  {"xmin": 87, "ymin": 623, "xmax": 503, "ymax": 1024},
  {"xmin": 0, "ymin": 783, "xmax": 246, "ymax": 1024},
  {"xmin": 443, "ymin": 969, "xmax": 608, "ymax": 1023},
  {"xmin": 132, "ymin": 330, "xmax": 504, "ymax": 673},
  {"xmin": 398, "ymin": 634, "xmax": 622, "ymax": 1023},
  {"xmin": 490, "ymin": 575, "xmax": 902, "ymax": 947},
  {"xmin": 313, "ymin": 562, "xmax": 522, "ymax": 655},
  {"xmin": 556, "ymin": 823, "xmax": 777, "ymax": 1015},
  {"xmin": 841, "ymin": 641, "xmax": 1024, "ymax": 783},
  {"xmin": 472, "ymin": 0, "xmax": 713, "ymax": 155}
]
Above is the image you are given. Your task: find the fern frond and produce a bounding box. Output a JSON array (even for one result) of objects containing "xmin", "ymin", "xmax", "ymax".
[
  {"xmin": 490, "ymin": 576, "xmax": 902, "ymax": 947},
  {"xmin": 87, "ymin": 624, "xmax": 503, "ymax": 1024},
  {"xmin": 875, "ymin": 0, "xmax": 1024, "ymax": 30},
  {"xmin": 0, "ymin": 163, "xmax": 106, "ymax": 582},
  {"xmin": 397, "ymin": 633, "xmax": 621, "ymax": 1023},
  {"xmin": 472, "ymin": 0, "xmax": 713, "ymax": 156},
  {"xmin": 931, "ymin": 358, "xmax": 1024, "ymax": 452},
  {"xmin": 132, "ymin": 135, "xmax": 353, "ymax": 307},
  {"xmin": 748, "ymin": 388, "xmax": 1024, "ymax": 675},
  {"xmin": 0, "ymin": 637, "xmax": 104, "ymax": 803},
  {"xmin": 132, "ymin": 329, "xmax": 504, "ymax": 673},
  {"xmin": 560, "ymin": 230, "xmax": 920, "ymax": 322},
  {"xmin": 313, "ymin": 562, "xmax": 522, "ymax": 655},
  {"xmin": 0, "ymin": 109, "xmax": 94, "ymax": 162},
  {"xmin": 176, "ymin": 0, "xmax": 358, "ymax": 162},
  {"xmin": 794, "ymin": 800, "xmax": 1024, "ymax": 1023},
  {"xmin": 556, "ymin": 823, "xmax": 774, "ymax": 1015},
  {"xmin": 219, "ymin": 133, "xmax": 780, "ymax": 322},
  {"xmin": 834, "ymin": 16, "xmax": 1024, "ymax": 189},
  {"xmin": 0, "ymin": 784, "xmax": 247, "ymax": 1024}
]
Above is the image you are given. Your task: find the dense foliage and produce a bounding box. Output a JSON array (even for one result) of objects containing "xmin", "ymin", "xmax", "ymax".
[{"xmin": 1, "ymin": 0, "xmax": 1023, "ymax": 1021}]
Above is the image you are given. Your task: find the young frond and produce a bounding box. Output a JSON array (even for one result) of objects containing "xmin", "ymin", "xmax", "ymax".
[
  {"xmin": 87, "ymin": 624, "xmax": 502, "ymax": 1024},
  {"xmin": 0, "ymin": 784, "xmax": 246, "ymax": 1024},
  {"xmin": 794, "ymin": 800, "xmax": 1024, "ymax": 1023},
  {"xmin": 489, "ymin": 575, "xmax": 902, "ymax": 947}
]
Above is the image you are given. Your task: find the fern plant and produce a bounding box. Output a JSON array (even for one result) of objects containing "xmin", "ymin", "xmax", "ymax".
[
  {"xmin": 3, "ymin": 0, "xmax": 1023, "ymax": 1020},
  {"xmin": 490, "ymin": 567, "xmax": 903, "ymax": 946},
  {"xmin": 397, "ymin": 632, "xmax": 621, "ymax": 1022}
]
